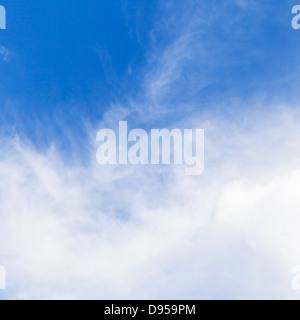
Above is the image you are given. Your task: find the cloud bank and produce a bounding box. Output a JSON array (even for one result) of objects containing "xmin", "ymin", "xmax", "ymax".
[{"xmin": 0, "ymin": 105, "xmax": 300, "ymax": 300}]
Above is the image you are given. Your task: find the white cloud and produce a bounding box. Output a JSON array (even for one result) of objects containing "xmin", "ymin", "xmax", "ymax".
[
  {"xmin": 0, "ymin": 106, "xmax": 300, "ymax": 299},
  {"xmin": 0, "ymin": 0, "xmax": 299, "ymax": 300}
]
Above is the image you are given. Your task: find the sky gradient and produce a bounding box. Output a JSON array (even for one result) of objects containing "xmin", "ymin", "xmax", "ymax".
[{"xmin": 1, "ymin": 0, "xmax": 300, "ymax": 299}]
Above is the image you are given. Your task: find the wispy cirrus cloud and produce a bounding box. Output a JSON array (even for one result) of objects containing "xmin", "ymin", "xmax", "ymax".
[{"xmin": 0, "ymin": 45, "xmax": 11, "ymax": 62}]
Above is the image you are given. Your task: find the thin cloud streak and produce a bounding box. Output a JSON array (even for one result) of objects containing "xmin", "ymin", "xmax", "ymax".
[{"xmin": 0, "ymin": 45, "xmax": 10, "ymax": 61}]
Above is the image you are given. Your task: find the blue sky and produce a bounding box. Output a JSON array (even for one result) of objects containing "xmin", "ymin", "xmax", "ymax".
[
  {"xmin": 1, "ymin": 0, "xmax": 300, "ymax": 300},
  {"xmin": 1, "ymin": 1, "xmax": 155, "ymax": 139},
  {"xmin": 1, "ymin": 0, "xmax": 299, "ymax": 150}
]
